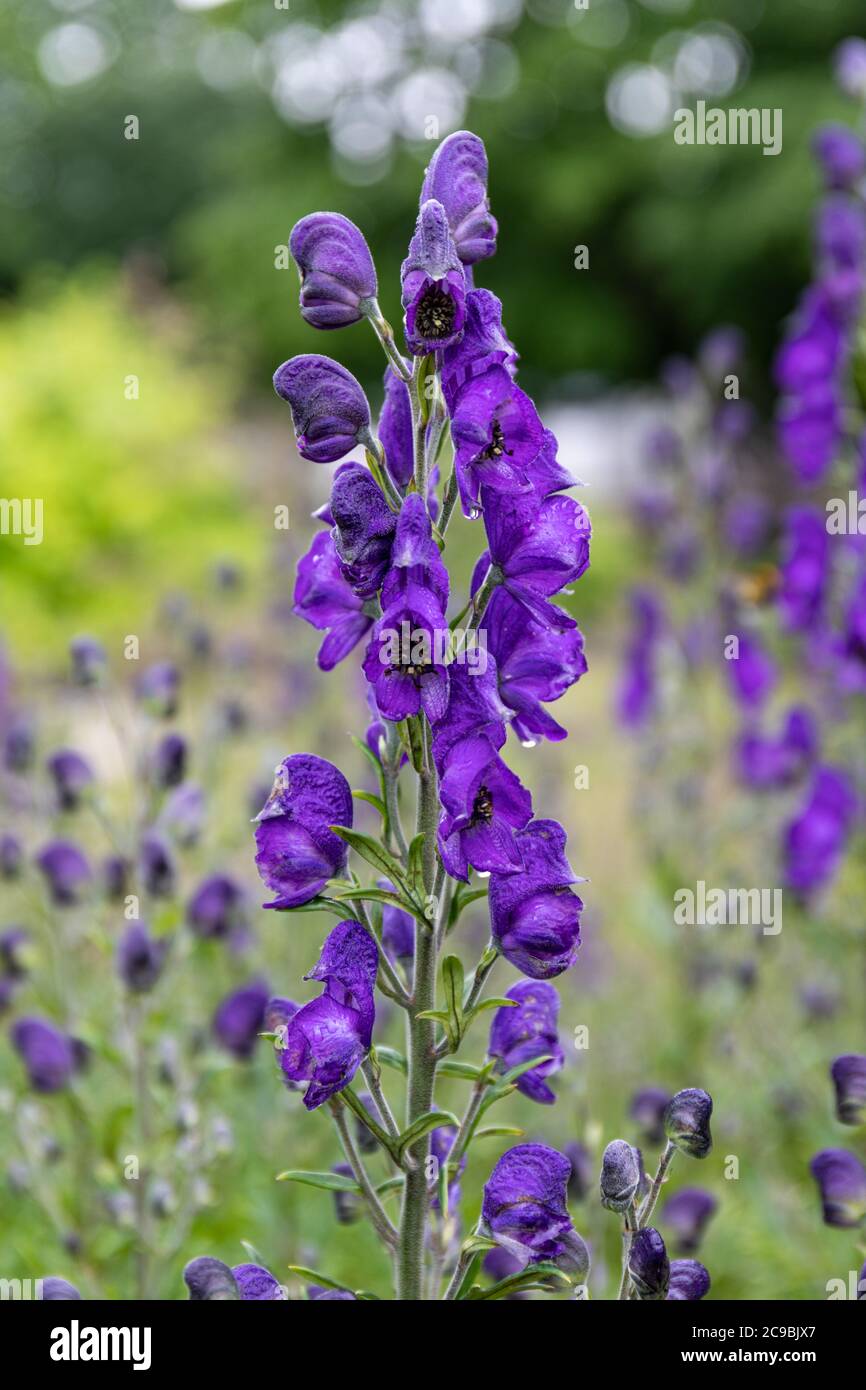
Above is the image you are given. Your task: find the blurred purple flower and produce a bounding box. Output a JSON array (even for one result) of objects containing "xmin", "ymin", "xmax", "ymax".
[
  {"xmin": 213, "ymin": 981, "xmax": 269, "ymax": 1061},
  {"xmin": 810, "ymin": 1148, "xmax": 866, "ymax": 1227},
  {"xmin": 488, "ymin": 981, "xmax": 564, "ymax": 1104},
  {"xmin": 36, "ymin": 839, "xmax": 91, "ymax": 905}
]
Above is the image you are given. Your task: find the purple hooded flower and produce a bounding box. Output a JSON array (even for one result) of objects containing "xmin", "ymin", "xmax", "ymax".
[
  {"xmin": 231, "ymin": 1263, "xmax": 286, "ymax": 1300},
  {"xmin": 183, "ymin": 1257, "xmax": 239, "ymax": 1301},
  {"xmin": 667, "ymin": 1258, "xmax": 711, "ymax": 1301},
  {"xmin": 441, "ymin": 290, "xmax": 517, "ymax": 404},
  {"xmin": 378, "ymin": 368, "xmax": 414, "ymax": 491},
  {"xmin": 420, "ymin": 131, "xmax": 497, "ymax": 266},
  {"xmin": 363, "ymin": 584, "xmax": 450, "ymax": 724},
  {"xmin": 102, "ymin": 854, "xmax": 130, "ymax": 901},
  {"xmin": 289, "ymin": 211, "xmax": 377, "ymax": 329},
  {"xmin": 213, "ymin": 981, "xmax": 269, "ymax": 1061},
  {"xmin": 136, "ymin": 662, "xmax": 180, "ymax": 718},
  {"xmin": 186, "ymin": 874, "xmax": 248, "ymax": 941},
  {"xmin": 0, "ymin": 831, "xmax": 22, "ymax": 880},
  {"xmin": 775, "ymin": 286, "xmax": 844, "ymax": 393},
  {"xmin": 446, "ymin": 369, "xmax": 545, "ymax": 515},
  {"xmin": 431, "ymin": 661, "xmax": 509, "ymax": 775},
  {"xmin": 813, "ymin": 125, "xmax": 866, "ymax": 191},
  {"xmin": 835, "ymin": 38, "xmax": 866, "ymax": 99},
  {"xmin": 830, "ymin": 1054, "xmax": 866, "ymax": 1126},
  {"xmin": 488, "ymin": 819, "xmax": 583, "ymax": 979},
  {"xmin": 482, "ymin": 1143, "xmax": 584, "ymax": 1273},
  {"xmin": 11, "ymin": 1017, "xmax": 84, "ymax": 1093},
  {"xmin": 69, "ymin": 634, "xmax": 106, "ymax": 687},
  {"xmin": 116, "ymin": 922, "xmax": 170, "ymax": 994},
  {"xmin": 810, "ymin": 1148, "xmax": 866, "ymax": 1227},
  {"xmin": 254, "ymin": 754, "xmax": 352, "ymax": 909},
  {"xmin": 664, "ymin": 1089, "xmax": 713, "ymax": 1159},
  {"xmin": 40, "ymin": 1276, "xmax": 82, "ymax": 1301},
  {"xmin": 628, "ymin": 1227, "xmax": 670, "ymax": 1300},
  {"xmin": 278, "ymin": 919, "xmax": 377, "ymax": 1110},
  {"xmin": 734, "ymin": 706, "xmax": 818, "ymax": 791},
  {"xmin": 273, "ymin": 355, "xmax": 373, "ymax": 464},
  {"xmin": 36, "ymin": 839, "xmax": 91, "ymax": 906},
  {"xmin": 294, "ymin": 530, "xmax": 372, "ymax": 671},
  {"xmin": 485, "ymin": 589, "xmax": 587, "ymax": 743},
  {"xmin": 152, "ymin": 732, "xmax": 187, "ymax": 789},
  {"xmin": 401, "ymin": 199, "xmax": 466, "ymax": 355},
  {"xmin": 139, "ymin": 831, "xmax": 176, "ymax": 898},
  {"xmin": 726, "ymin": 632, "xmax": 776, "ymax": 711},
  {"xmin": 778, "ymin": 379, "xmax": 842, "ymax": 484},
  {"xmin": 47, "ymin": 749, "xmax": 94, "ymax": 812},
  {"xmin": 630, "ymin": 1086, "xmax": 673, "ymax": 1148},
  {"xmin": 381, "ymin": 493, "xmax": 449, "ymax": 609},
  {"xmin": 437, "ymin": 734, "xmax": 532, "ymax": 880},
  {"xmin": 600, "ymin": 1139, "xmax": 642, "ymax": 1212},
  {"xmin": 779, "ymin": 507, "xmax": 830, "ymax": 631},
  {"xmin": 783, "ymin": 765, "xmax": 857, "ymax": 897},
  {"xmin": 660, "ymin": 1188, "xmax": 717, "ymax": 1254},
  {"xmin": 329, "ymin": 462, "xmax": 396, "ymax": 600},
  {"xmin": 478, "ymin": 486, "xmax": 591, "ymax": 628},
  {"xmin": 488, "ymin": 981, "xmax": 564, "ymax": 1104}
]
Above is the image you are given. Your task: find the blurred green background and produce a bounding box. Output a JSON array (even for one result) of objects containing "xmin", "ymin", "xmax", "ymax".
[{"xmin": 1, "ymin": 0, "xmax": 865, "ymax": 1302}]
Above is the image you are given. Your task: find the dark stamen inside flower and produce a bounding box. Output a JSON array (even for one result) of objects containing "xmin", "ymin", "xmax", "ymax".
[
  {"xmin": 478, "ymin": 418, "xmax": 513, "ymax": 462},
  {"xmin": 415, "ymin": 284, "xmax": 456, "ymax": 340},
  {"xmin": 471, "ymin": 785, "xmax": 494, "ymax": 823}
]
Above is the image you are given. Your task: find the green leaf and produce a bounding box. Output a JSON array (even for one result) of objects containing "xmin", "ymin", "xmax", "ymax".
[
  {"xmin": 472, "ymin": 1126, "xmax": 525, "ymax": 1140},
  {"xmin": 276, "ymin": 1170, "xmax": 361, "ymax": 1192},
  {"xmin": 275, "ymin": 896, "xmax": 349, "ymax": 919},
  {"xmin": 397, "ymin": 1109, "xmax": 459, "ymax": 1157},
  {"xmin": 349, "ymin": 733, "xmax": 383, "ymax": 777},
  {"xmin": 374, "ymin": 1176, "xmax": 405, "ymax": 1198},
  {"xmin": 468, "ymin": 996, "xmax": 517, "ymax": 1018},
  {"xmin": 352, "ymin": 789, "xmax": 386, "ymax": 818},
  {"xmin": 397, "ymin": 716, "xmax": 425, "ymax": 773},
  {"xmin": 437, "ymin": 1059, "xmax": 484, "ymax": 1080},
  {"xmin": 500, "ymin": 1053, "xmax": 553, "ymax": 1086},
  {"xmin": 240, "ymin": 1239, "xmax": 269, "ymax": 1268},
  {"xmin": 468, "ymin": 1261, "xmax": 571, "ymax": 1300},
  {"xmin": 330, "ymin": 826, "xmax": 408, "ymax": 890},
  {"xmin": 416, "ymin": 1009, "xmax": 450, "ymax": 1025},
  {"xmin": 442, "ymin": 954, "xmax": 465, "ymax": 1048},
  {"xmin": 407, "ymin": 832, "xmax": 425, "ymax": 892},
  {"xmin": 376, "ymin": 1046, "xmax": 407, "ymax": 1075},
  {"xmin": 335, "ymin": 886, "xmax": 429, "ymax": 926},
  {"xmin": 460, "ymin": 1234, "xmax": 498, "ymax": 1256},
  {"xmin": 288, "ymin": 1265, "xmax": 377, "ymax": 1299}
]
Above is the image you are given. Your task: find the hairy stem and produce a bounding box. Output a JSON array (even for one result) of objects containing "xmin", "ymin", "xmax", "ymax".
[
  {"xmin": 617, "ymin": 1198, "xmax": 639, "ymax": 1300},
  {"xmin": 330, "ymin": 1098, "xmax": 398, "ymax": 1250},
  {"xmin": 366, "ymin": 301, "xmax": 412, "ymax": 383},
  {"xmin": 638, "ymin": 1140, "xmax": 677, "ymax": 1228},
  {"xmin": 361, "ymin": 1057, "xmax": 401, "ymax": 1141}
]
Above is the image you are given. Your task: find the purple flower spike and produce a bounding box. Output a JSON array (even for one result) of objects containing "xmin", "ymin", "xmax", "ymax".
[
  {"xmin": 294, "ymin": 530, "xmax": 372, "ymax": 671},
  {"xmin": 10, "ymin": 1017, "xmax": 82, "ymax": 1093},
  {"xmin": 437, "ymin": 735, "xmax": 532, "ymax": 880},
  {"xmin": 667, "ymin": 1259, "xmax": 711, "ymax": 1301},
  {"xmin": 254, "ymin": 753, "xmax": 352, "ymax": 909},
  {"xmin": 783, "ymin": 765, "xmax": 857, "ymax": 898},
  {"xmin": 363, "ymin": 585, "xmax": 450, "ymax": 725},
  {"xmin": 231, "ymin": 1263, "xmax": 286, "ymax": 1300},
  {"xmin": 279, "ymin": 919, "xmax": 377, "ymax": 1110},
  {"xmin": 420, "ymin": 131, "xmax": 498, "ymax": 266},
  {"xmin": 289, "ymin": 211, "xmax": 377, "ymax": 330},
  {"xmin": 117, "ymin": 922, "xmax": 170, "ymax": 994},
  {"xmin": 779, "ymin": 507, "xmax": 830, "ymax": 632},
  {"xmin": 136, "ymin": 661, "xmax": 180, "ymax": 718},
  {"xmin": 485, "ymin": 589, "xmax": 587, "ymax": 744},
  {"xmin": 628, "ymin": 1227, "xmax": 670, "ymax": 1300},
  {"xmin": 273, "ymin": 355, "xmax": 373, "ymax": 464},
  {"xmin": 329, "ymin": 462, "xmax": 396, "ymax": 599},
  {"xmin": 812, "ymin": 125, "xmax": 866, "ymax": 190},
  {"xmin": 488, "ymin": 981, "xmax": 564, "ymax": 1104},
  {"xmin": 600, "ymin": 1139, "xmax": 642, "ymax": 1212},
  {"xmin": 488, "ymin": 819, "xmax": 584, "ymax": 979},
  {"xmin": 831, "ymin": 1054, "xmax": 866, "ymax": 1127},
  {"xmin": 36, "ymin": 839, "xmax": 91, "ymax": 906},
  {"xmin": 401, "ymin": 200, "xmax": 466, "ymax": 355},
  {"xmin": 661, "ymin": 1188, "xmax": 717, "ymax": 1253},
  {"xmin": 186, "ymin": 874, "xmax": 248, "ymax": 941},
  {"xmin": 212, "ymin": 981, "xmax": 269, "ymax": 1061},
  {"xmin": 835, "ymin": 38, "xmax": 866, "ymax": 99},
  {"xmin": 183, "ymin": 1257, "xmax": 239, "ymax": 1301},
  {"xmin": 810, "ymin": 1148, "xmax": 866, "ymax": 1227},
  {"xmin": 47, "ymin": 749, "xmax": 94, "ymax": 812},
  {"xmin": 482, "ymin": 1143, "xmax": 576, "ymax": 1270},
  {"xmin": 664, "ymin": 1089, "xmax": 713, "ymax": 1159}
]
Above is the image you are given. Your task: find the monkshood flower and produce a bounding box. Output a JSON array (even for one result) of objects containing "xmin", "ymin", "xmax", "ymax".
[
  {"xmin": 381, "ymin": 493, "xmax": 449, "ymax": 611},
  {"xmin": 186, "ymin": 874, "xmax": 248, "ymax": 941},
  {"xmin": 4, "ymin": 717, "xmax": 34, "ymax": 773},
  {"xmin": 136, "ymin": 661, "xmax": 180, "ymax": 718},
  {"xmin": 11, "ymin": 1017, "xmax": 85, "ymax": 1093},
  {"xmin": 0, "ymin": 831, "xmax": 22, "ymax": 879},
  {"xmin": 818, "ymin": 195, "xmax": 866, "ymax": 274},
  {"xmin": 437, "ymin": 733, "xmax": 532, "ymax": 879},
  {"xmin": 782, "ymin": 765, "xmax": 857, "ymax": 897},
  {"xmin": 379, "ymin": 881, "xmax": 414, "ymax": 962},
  {"xmin": 726, "ymin": 631, "xmax": 776, "ymax": 711},
  {"xmin": 630, "ymin": 1086, "xmax": 673, "ymax": 1148},
  {"xmin": 116, "ymin": 922, "xmax": 170, "ymax": 994},
  {"xmin": 482, "ymin": 1143, "xmax": 583, "ymax": 1272},
  {"xmin": 332, "ymin": 1163, "xmax": 363, "ymax": 1225},
  {"xmin": 330, "ymin": 463, "xmax": 396, "ymax": 599},
  {"xmin": 477, "ymin": 485, "xmax": 591, "ymax": 628},
  {"xmin": 378, "ymin": 368, "xmax": 414, "ymax": 491},
  {"xmin": 254, "ymin": 754, "xmax": 352, "ymax": 909},
  {"xmin": 69, "ymin": 634, "xmax": 106, "ymax": 687},
  {"xmin": 47, "ymin": 749, "xmax": 94, "ymax": 812},
  {"xmin": 294, "ymin": 530, "xmax": 372, "ymax": 671},
  {"xmin": 600, "ymin": 1139, "xmax": 642, "ymax": 1212},
  {"xmin": 664, "ymin": 1089, "xmax": 713, "ymax": 1159},
  {"xmin": 277, "ymin": 920, "xmax": 377, "ymax": 1110},
  {"xmin": 488, "ymin": 981, "xmax": 564, "ymax": 1104},
  {"xmin": 628, "ymin": 1227, "xmax": 670, "ymax": 1300},
  {"xmin": 273, "ymin": 355, "xmax": 374, "ymax": 464},
  {"xmin": 660, "ymin": 1188, "xmax": 717, "ymax": 1254},
  {"xmin": 838, "ymin": 571, "xmax": 866, "ymax": 690},
  {"xmin": 618, "ymin": 588, "xmax": 665, "ymax": 729},
  {"xmin": 139, "ymin": 831, "xmax": 176, "ymax": 898},
  {"xmin": 830, "ymin": 1054, "xmax": 866, "ymax": 1126},
  {"xmin": 779, "ymin": 507, "xmax": 830, "ymax": 631},
  {"xmin": 289, "ymin": 211, "xmax": 377, "ymax": 329},
  {"xmin": 102, "ymin": 853, "xmax": 130, "ymax": 901},
  {"xmin": 734, "ymin": 706, "xmax": 818, "ymax": 791},
  {"xmin": 264, "ymin": 996, "xmax": 300, "ymax": 1091},
  {"xmin": 183, "ymin": 1257, "xmax": 239, "ymax": 1301},
  {"xmin": 835, "ymin": 37, "xmax": 866, "ymax": 99},
  {"xmin": 432, "ymin": 662, "xmax": 510, "ymax": 771},
  {"xmin": 36, "ymin": 839, "xmax": 91, "ymax": 906},
  {"xmin": 440, "ymin": 290, "xmax": 518, "ymax": 416},
  {"xmin": 420, "ymin": 131, "xmax": 497, "ymax": 267},
  {"xmin": 363, "ymin": 584, "xmax": 450, "ymax": 723},
  {"xmin": 485, "ymin": 589, "xmax": 587, "ymax": 744},
  {"xmin": 488, "ymin": 819, "xmax": 584, "ymax": 979},
  {"xmin": 40, "ymin": 1277, "xmax": 82, "ymax": 1300},
  {"xmin": 160, "ymin": 783, "xmax": 205, "ymax": 847},
  {"xmin": 232, "ymin": 1263, "xmax": 286, "ymax": 1300},
  {"xmin": 812, "ymin": 125, "xmax": 866, "ymax": 190},
  {"xmin": 810, "ymin": 1148, "xmax": 866, "ymax": 1227},
  {"xmin": 213, "ymin": 981, "xmax": 269, "ymax": 1061},
  {"xmin": 152, "ymin": 732, "xmax": 187, "ymax": 788},
  {"xmin": 430, "ymin": 1126, "xmax": 467, "ymax": 1211},
  {"xmin": 401, "ymin": 199, "xmax": 466, "ymax": 355},
  {"xmin": 667, "ymin": 1259, "xmax": 710, "ymax": 1301}
]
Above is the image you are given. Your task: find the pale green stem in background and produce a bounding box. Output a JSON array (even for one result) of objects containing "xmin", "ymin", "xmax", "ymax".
[
  {"xmin": 361, "ymin": 1057, "xmax": 401, "ymax": 1141},
  {"xmin": 330, "ymin": 1099, "xmax": 398, "ymax": 1250}
]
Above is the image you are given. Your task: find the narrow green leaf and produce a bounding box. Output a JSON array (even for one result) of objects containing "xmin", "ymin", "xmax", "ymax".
[
  {"xmin": 276, "ymin": 1170, "xmax": 360, "ymax": 1192},
  {"xmin": 376, "ymin": 1046, "xmax": 408, "ymax": 1075},
  {"xmin": 335, "ymin": 886, "xmax": 429, "ymax": 926},
  {"xmin": 407, "ymin": 832, "xmax": 425, "ymax": 892},
  {"xmin": 275, "ymin": 896, "xmax": 348, "ymax": 919},
  {"xmin": 416, "ymin": 1009, "xmax": 450, "ymax": 1025},
  {"xmin": 397, "ymin": 1109, "xmax": 459, "ymax": 1157},
  {"xmin": 468, "ymin": 996, "xmax": 518, "ymax": 1019},
  {"xmin": 441, "ymin": 954, "xmax": 465, "ymax": 1048},
  {"xmin": 472, "ymin": 1126, "xmax": 525, "ymax": 1140},
  {"xmin": 437, "ymin": 1059, "xmax": 484, "ymax": 1080},
  {"xmin": 500, "ymin": 1053, "xmax": 554, "ymax": 1086},
  {"xmin": 288, "ymin": 1266, "xmax": 356, "ymax": 1295},
  {"xmin": 469, "ymin": 1261, "xmax": 571, "ymax": 1300},
  {"xmin": 330, "ymin": 826, "xmax": 408, "ymax": 890},
  {"xmin": 349, "ymin": 733, "xmax": 383, "ymax": 776},
  {"xmin": 352, "ymin": 789, "xmax": 386, "ymax": 817},
  {"xmin": 374, "ymin": 1176, "xmax": 405, "ymax": 1198}
]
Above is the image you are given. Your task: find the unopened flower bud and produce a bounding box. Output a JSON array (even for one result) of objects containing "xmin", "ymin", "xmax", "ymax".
[{"xmin": 663, "ymin": 1088, "xmax": 713, "ymax": 1159}]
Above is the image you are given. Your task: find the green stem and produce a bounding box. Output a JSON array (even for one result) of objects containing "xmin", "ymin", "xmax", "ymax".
[
  {"xmin": 449, "ymin": 1081, "xmax": 488, "ymax": 1166},
  {"xmin": 617, "ymin": 1198, "xmax": 639, "ymax": 1300},
  {"xmin": 410, "ymin": 356, "xmax": 430, "ymax": 500},
  {"xmin": 438, "ymin": 468, "xmax": 459, "ymax": 535},
  {"xmin": 638, "ymin": 1141, "xmax": 676, "ymax": 1228},
  {"xmin": 467, "ymin": 564, "xmax": 501, "ymax": 633},
  {"xmin": 330, "ymin": 1099, "xmax": 398, "ymax": 1250},
  {"xmin": 366, "ymin": 301, "xmax": 412, "ymax": 382},
  {"xmin": 361, "ymin": 1057, "xmax": 401, "ymax": 1141},
  {"xmin": 397, "ymin": 916, "xmax": 438, "ymax": 1299}
]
